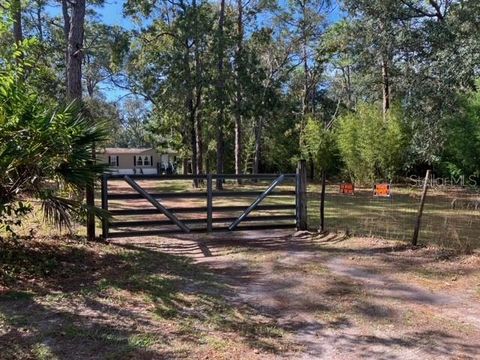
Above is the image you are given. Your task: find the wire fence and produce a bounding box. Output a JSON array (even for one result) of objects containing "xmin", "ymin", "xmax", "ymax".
[
  {"xmin": 307, "ymin": 182, "xmax": 480, "ymax": 250},
  {"xmin": 96, "ymin": 174, "xmax": 480, "ymax": 250}
]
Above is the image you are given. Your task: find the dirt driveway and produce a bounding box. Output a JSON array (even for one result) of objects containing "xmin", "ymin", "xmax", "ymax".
[
  {"xmin": 1, "ymin": 230, "xmax": 479, "ymax": 359},
  {"xmin": 114, "ymin": 230, "xmax": 480, "ymax": 359}
]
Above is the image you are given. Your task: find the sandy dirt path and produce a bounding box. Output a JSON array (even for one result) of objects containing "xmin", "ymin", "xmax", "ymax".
[{"xmin": 115, "ymin": 230, "xmax": 480, "ymax": 359}]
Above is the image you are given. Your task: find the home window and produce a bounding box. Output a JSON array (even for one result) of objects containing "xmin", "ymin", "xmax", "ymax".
[
  {"xmin": 144, "ymin": 156, "xmax": 150, "ymax": 166},
  {"xmin": 109, "ymin": 156, "xmax": 118, "ymax": 166},
  {"xmin": 137, "ymin": 156, "xmax": 143, "ymax": 166}
]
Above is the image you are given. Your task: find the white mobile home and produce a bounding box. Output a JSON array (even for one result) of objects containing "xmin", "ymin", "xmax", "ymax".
[{"xmin": 98, "ymin": 147, "xmax": 177, "ymax": 175}]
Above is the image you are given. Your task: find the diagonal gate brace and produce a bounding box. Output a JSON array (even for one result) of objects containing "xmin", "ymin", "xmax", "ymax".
[
  {"xmin": 124, "ymin": 176, "xmax": 190, "ymax": 233},
  {"xmin": 228, "ymin": 175, "xmax": 285, "ymax": 231}
]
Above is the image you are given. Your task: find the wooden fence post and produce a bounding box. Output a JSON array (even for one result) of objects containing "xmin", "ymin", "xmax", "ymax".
[
  {"xmin": 101, "ymin": 174, "xmax": 109, "ymax": 240},
  {"xmin": 412, "ymin": 169, "xmax": 431, "ymax": 246},
  {"xmin": 296, "ymin": 160, "xmax": 308, "ymax": 230},
  {"xmin": 86, "ymin": 160, "xmax": 95, "ymax": 241},
  {"xmin": 207, "ymin": 174, "xmax": 213, "ymax": 232}
]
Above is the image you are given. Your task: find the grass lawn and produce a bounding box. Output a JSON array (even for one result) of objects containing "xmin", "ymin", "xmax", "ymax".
[{"xmin": 308, "ymin": 184, "xmax": 480, "ymax": 249}]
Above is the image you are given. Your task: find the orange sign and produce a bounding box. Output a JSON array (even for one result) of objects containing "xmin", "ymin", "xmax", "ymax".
[
  {"xmin": 374, "ymin": 183, "xmax": 391, "ymax": 197},
  {"xmin": 340, "ymin": 183, "xmax": 355, "ymax": 195}
]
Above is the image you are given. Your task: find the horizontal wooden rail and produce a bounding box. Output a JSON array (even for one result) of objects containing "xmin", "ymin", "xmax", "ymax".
[
  {"xmin": 229, "ymin": 175, "xmax": 285, "ymax": 231},
  {"xmin": 108, "ymin": 192, "xmax": 207, "ymax": 200},
  {"xmin": 216, "ymin": 190, "xmax": 295, "ymax": 197},
  {"xmin": 214, "ymin": 174, "xmax": 296, "ymax": 180},
  {"xmin": 110, "ymin": 215, "xmax": 296, "ymax": 228},
  {"xmin": 107, "ymin": 174, "xmax": 208, "ymax": 180},
  {"xmin": 107, "ymin": 223, "xmax": 296, "ymax": 238},
  {"xmin": 123, "ymin": 175, "xmax": 190, "ymax": 233},
  {"xmin": 105, "ymin": 173, "xmax": 296, "ymax": 180},
  {"xmin": 108, "ymin": 204, "xmax": 296, "ymax": 216},
  {"xmin": 108, "ymin": 190, "xmax": 296, "ymax": 200}
]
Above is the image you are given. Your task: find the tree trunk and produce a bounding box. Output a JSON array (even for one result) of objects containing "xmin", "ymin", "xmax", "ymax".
[
  {"xmin": 66, "ymin": 0, "xmax": 85, "ymax": 101},
  {"xmin": 193, "ymin": 0, "xmax": 203, "ymax": 179},
  {"xmin": 253, "ymin": 116, "xmax": 263, "ymax": 174},
  {"xmin": 382, "ymin": 55, "xmax": 390, "ymax": 117},
  {"xmin": 85, "ymin": 54, "xmax": 96, "ymax": 97},
  {"xmin": 319, "ymin": 170, "xmax": 326, "ymax": 232},
  {"xmin": 216, "ymin": 116, "xmax": 225, "ymax": 189},
  {"xmin": 187, "ymin": 77, "xmax": 198, "ymax": 187},
  {"xmin": 206, "ymin": 152, "xmax": 211, "ymax": 173},
  {"xmin": 61, "ymin": 0, "xmax": 71, "ymax": 40},
  {"xmin": 190, "ymin": 108, "xmax": 198, "ymax": 187},
  {"xmin": 11, "ymin": 0, "xmax": 23, "ymax": 43},
  {"xmin": 35, "ymin": 0, "xmax": 43, "ymax": 42},
  {"xmin": 309, "ymin": 156, "xmax": 314, "ymax": 180},
  {"xmin": 195, "ymin": 103, "xmax": 203, "ymax": 177},
  {"xmin": 215, "ymin": 0, "xmax": 226, "ymax": 189},
  {"xmin": 234, "ymin": 0, "xmax": 244, "ymax": 184},
  {"xmin": 182, "ymin": 22, "xmax": 199, "ymax": 187},
  {"xmin": 378, "ymin": 18, "xmax": 390, "ymax": 118},
  {"xmin": 64, "ymin": 0, "xmax": 91, "ymax": 240},
  {"xmin": 342, "ymin": 65, "xmax": 353, "ymax": 109},
  {"xmin": 301, "ymin": 0, "xmax": 309, "ymax": 118},
  {"xmin": 300, "ymin": 16, "xmax": 309, "ymax": 154},
  {"xmin": 302, "ymin": 43, "xmax": 309, "ymax": 117},
  {"xmin": 61, "ymin": 0, "xmax": 71, "ymax": 90},
  {"xmin": 194, "ymin": 87, "xmax": 203, "ymax": 181}
]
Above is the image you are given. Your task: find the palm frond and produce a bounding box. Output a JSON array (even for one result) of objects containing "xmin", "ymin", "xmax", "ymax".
[
  {"xmin": 41, "ymin": 195, "xmax": 79, "ymax": 233},
  {"xmin": 79, "ymin": 203, "xmax": 112, "ymax": 224}
]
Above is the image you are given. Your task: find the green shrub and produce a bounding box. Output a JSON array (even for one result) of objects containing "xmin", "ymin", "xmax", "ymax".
[
  {"xmin": 440, "ymin": 87, "xmax": 480, "ymax": 179},
  {"xmin": 0, "ymin": 43, "xmax": 107, "ymax": 236},
  {"xmin": 335, "ymin": 103, "xmax": 408, "ymax": 184},
  {"xmin": 301, "ymin": 115, "xmax": 338, "ymax": 175}
]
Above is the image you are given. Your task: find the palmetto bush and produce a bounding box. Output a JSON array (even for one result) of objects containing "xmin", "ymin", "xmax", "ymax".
[{"xmin": 0, "ymin": 56, "xmax": 108, "ymax": 235}]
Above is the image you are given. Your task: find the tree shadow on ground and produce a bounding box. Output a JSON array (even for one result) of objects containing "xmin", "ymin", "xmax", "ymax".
[
  {"xmin": 2, "ymin": 233, "xmax": 479, "ymax": 359},
  {"xmin": 299, "ymin": 328, "xmax": 480, "ymax": 360},
  {"xmin": 0, "ymin": 296, "xmax": 171, "ymax": 359},
  {"xmin": 114, "ymin": 231, "xmax": 479, "ymax": 313},
  {"xmin": 0, "ymin": 237, "xmax": 292, "ymax": 359},
  {"xmin": 113, "ymin": 231, "xmax": 480, "ymax": 358}
]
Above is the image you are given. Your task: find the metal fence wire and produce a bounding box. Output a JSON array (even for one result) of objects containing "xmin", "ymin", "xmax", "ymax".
[{"xmin": 307, "ymin": 182, "xmax": 480, "ymax": 249}]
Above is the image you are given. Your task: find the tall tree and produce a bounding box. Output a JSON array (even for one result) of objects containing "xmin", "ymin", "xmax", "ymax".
[
  {"xmin": 11, "ymin": 0, "xmax": 22, "ymax": 43},
  {"xmin": 61, "ymin": 0, "xmax": 93, "ymax": 239},
  {"xmin": 280, "ymin": 0, "xmax": 329, "ymax": 178},
  {"xmin": 193, "ymin": 0, "xmax": 204, "ymax": 179},
  {"xmin": 234, "ymin": 0, "xmax": 244, "ymax": 182},
  {"xmin": 123, "ymin": 0, "xmax": 215, "ymax": 180},
  {"xmin": 215, "ymin": 0, "xmax": 226, "ymax": 189},
  {"xmin": 341, "ymin": 0, "xmax": 400, "ymax": 116},
  {"xmin": 248, "ymin": 26, "xmax": 298, "ymax": 173}
]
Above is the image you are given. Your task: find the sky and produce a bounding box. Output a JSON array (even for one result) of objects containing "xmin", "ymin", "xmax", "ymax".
[
  {"xmin": 48, "ymin": 0, "xmax": 345, "ymax": 103},
  {"xmin": 98, "ymin": 0, "xmax": 133, "ymax": 28},
  {"xmin": 97, "ymin": 0, "xmax": 345, "ymax": 30}
]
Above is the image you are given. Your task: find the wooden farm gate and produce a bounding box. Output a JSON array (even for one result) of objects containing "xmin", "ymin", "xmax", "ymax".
[{"xmin": 101, "ymin": 171, "xmax": 307, "ymax": 239}]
